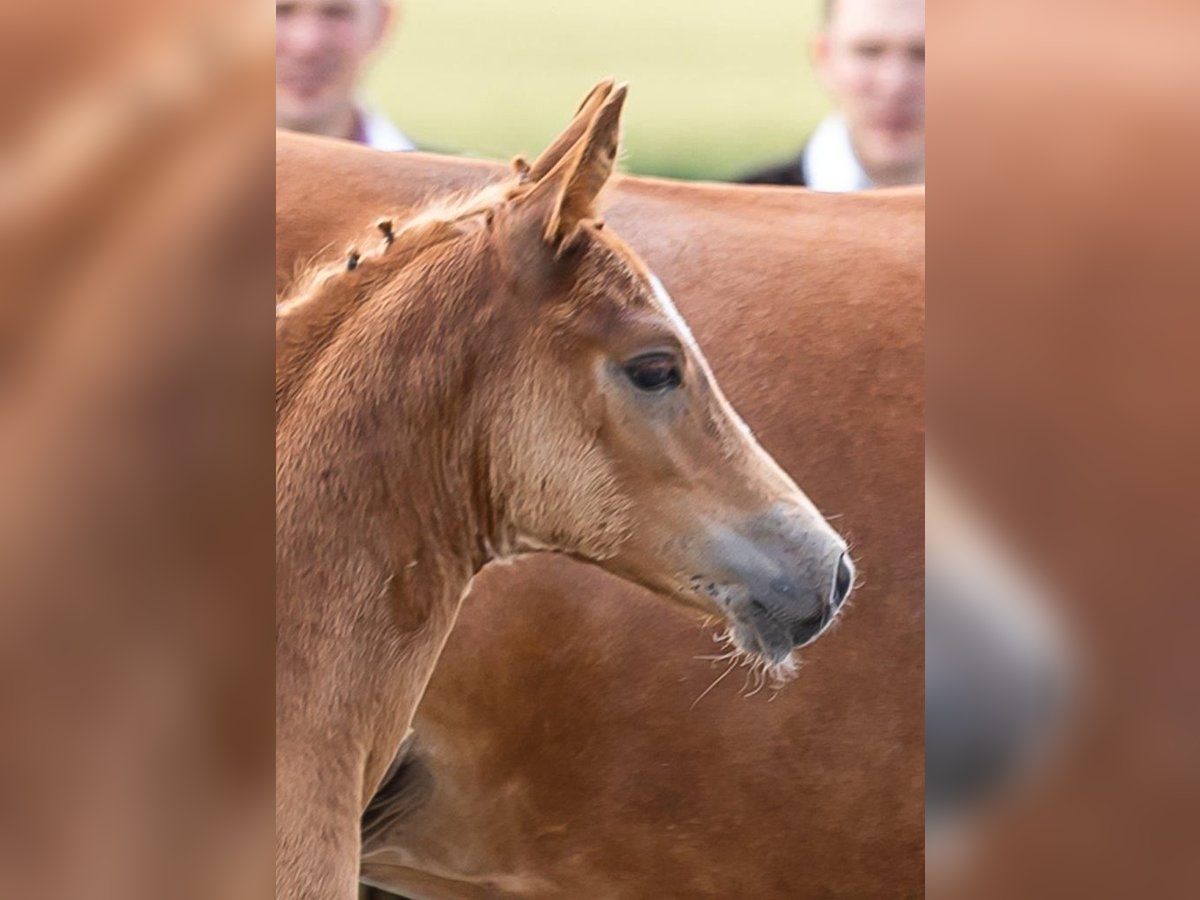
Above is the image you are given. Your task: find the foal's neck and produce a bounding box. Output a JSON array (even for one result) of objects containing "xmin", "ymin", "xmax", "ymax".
[
  {"xmin": 276, "ymin": 237, "xmax": 508, "ymax": 900},
  {"xmin": 276, "ymin": 238, "xmax": 502, "ymax": 792}
]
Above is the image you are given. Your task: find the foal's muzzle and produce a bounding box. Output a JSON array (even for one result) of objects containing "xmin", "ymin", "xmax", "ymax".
[{"xmin": 695, "ymin": 509, "xmax": 853, "ymax": 664}]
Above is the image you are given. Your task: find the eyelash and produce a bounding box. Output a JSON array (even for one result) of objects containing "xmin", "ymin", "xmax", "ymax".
[{"xmin": 624, "ymin": 354, "xmax": 683, "ymax": 393}]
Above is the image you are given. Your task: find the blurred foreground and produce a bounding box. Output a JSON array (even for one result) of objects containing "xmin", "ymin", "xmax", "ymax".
[
  {"xmin": 1, "ymin": 3, "xmax": 275, "ymax": 899},
  {"xmin": 927, "ymin": 0, "xmax": 1200, "ymax": 897}
]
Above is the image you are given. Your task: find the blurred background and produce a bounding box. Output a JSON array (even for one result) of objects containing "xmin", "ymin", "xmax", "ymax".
[{"xmin": 362, "ymin": 0, "xmax": 825, "ymax": 179}]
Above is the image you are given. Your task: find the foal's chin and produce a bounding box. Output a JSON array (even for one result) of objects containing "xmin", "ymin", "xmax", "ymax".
[
  {"xmin": 724, "ymin": 600, "xmax": 846, "ymax": 684},
  {"xmin": 578, "ymin": 559, "xmax": 831, "ymax": 685},
  {"xmin": 726, "ymin": 617, "xmax": 803, "ymax": 683}
]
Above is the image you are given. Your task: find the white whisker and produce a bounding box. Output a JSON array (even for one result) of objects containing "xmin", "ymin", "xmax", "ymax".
[
  {"xmin": 690, "ymin": 657, "xmax": 738, "ymax": 709},
  {"xmin": 746, "ymin": 664, "xmax": 769, "ymax": 698},
  {"xmin": 694, "ymin": 649, "xmax": 740, "ymax": 663},
  {"xmin": 740, "ymin": 665, "xmax": 755, "ymax": 694}
]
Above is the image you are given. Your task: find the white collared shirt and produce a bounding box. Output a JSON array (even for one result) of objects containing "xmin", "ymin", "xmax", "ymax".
[
  {"xmin": 801, "ymin": 114, "xmax": 874, "ymax": 193},
  {"xmin": 358, "ymin": 105, "xmax": 416, "ymax": 152}
]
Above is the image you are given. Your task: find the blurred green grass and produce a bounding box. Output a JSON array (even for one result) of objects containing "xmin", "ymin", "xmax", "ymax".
[{"xmin": 364, "ymin": 0, "xmax": 828, "ymax": 181}]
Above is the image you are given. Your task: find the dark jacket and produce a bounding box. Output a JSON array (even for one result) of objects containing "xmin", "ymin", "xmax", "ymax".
[{"xmin": 737, "ymin": 149, "xmax": 807, "ymax": 186}]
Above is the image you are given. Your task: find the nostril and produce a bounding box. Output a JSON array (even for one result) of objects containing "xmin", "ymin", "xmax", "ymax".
[{"xmin": 832, "ymin": 553, "xmax": 854, "ymax": 609}]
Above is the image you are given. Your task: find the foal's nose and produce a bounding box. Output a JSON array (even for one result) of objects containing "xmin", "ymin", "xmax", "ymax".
[{"xmin": 832, "ymin": 552, "xmax": 854, "ymax": 610}]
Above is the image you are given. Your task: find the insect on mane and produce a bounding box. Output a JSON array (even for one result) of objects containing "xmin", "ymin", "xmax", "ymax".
[
  {"xmin": 275, "ymin": 180, "xmax": 524, "ymax": 415},
  {"xmin": 277, "ymin": 179, "xmax": 517, "ymax": 317}
]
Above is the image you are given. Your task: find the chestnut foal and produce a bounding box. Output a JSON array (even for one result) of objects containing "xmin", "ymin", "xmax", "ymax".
[{"xmin": 275, "ymin": 82, "xmax": 851, "ymax": 899}]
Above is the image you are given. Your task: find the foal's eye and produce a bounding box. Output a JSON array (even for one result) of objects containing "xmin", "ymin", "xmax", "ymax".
[{"xmin": 624, "ymin": 354, "xmax": 682, "ymax": 393}]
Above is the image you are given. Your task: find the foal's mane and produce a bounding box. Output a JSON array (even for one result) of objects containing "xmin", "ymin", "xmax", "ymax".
[
  {"xmin": 278, "ymin": 179, "xmax": 517, "ymax": 313},
  {"xmin": 275, "ymin": 179, "xmax": 519, "ymax": 415},
  {"xmin": 277, "ymin": 78, "xmax": 632, "ymax": 418}
]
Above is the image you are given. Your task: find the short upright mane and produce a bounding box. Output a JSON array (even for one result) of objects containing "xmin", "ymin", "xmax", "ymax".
[
  {"xmin": 278, "ymin": 179, "xmax": 516, "ymax": 313},
  {"xmin": 275, "ymin": 179, "xmax": 518, "ymax": 415}
]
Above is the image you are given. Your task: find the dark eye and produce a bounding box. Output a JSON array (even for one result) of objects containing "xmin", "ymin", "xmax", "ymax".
[{"xmin": 624, "ymin": 354, "xmax": 682, "ymax": 393}]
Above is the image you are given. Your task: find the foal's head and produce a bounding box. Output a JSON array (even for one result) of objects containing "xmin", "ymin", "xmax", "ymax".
[{"xmin": 282, "ymin": 82, "xmax": 853, "ymax": 673}]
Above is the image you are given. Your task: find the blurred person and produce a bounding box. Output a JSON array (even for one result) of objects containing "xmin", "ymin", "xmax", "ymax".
[
  {"xmin": 276, "ymin": 0, "xmax": 415, "ymax": 150},
  {"xmin": 740, "ymin": 0, "xmax": 924, "ymax": 189}
]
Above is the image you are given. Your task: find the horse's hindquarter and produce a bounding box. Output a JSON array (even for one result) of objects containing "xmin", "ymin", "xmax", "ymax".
[{"xmin": 276, "ymin": 137, "xmax": 924, "ymax": 898}]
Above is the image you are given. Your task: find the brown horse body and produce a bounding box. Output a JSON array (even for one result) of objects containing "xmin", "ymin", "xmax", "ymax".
[
  {"xmin": 277, "ymin": 130, "xmax": 923, "ymax": 898},
  {"xmin": 276, "ymin": 86, "xmax": 852, "ymax": 899}
]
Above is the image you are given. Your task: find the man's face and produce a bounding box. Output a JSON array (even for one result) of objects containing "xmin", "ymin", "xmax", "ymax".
[
  {"xmin": 276, "ymin": 0, "xmax": 389, "ymax": 130},
  {"xmin": 815, "ymin": 0, "xmax": 925, "ymax": 181}
]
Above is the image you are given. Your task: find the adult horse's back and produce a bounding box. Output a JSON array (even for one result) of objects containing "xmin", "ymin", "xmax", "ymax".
[{"xmin": 278, "ymin": 132, "xmax": 923, "ymax": 898}]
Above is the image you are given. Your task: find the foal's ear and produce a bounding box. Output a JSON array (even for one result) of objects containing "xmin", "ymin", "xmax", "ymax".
[
  {"xmin": 535, "ymin": 83, "xmax": 627, "ymax": 249},
  {"xmin": 523, "ymin": 79, "xmax": 615, "ymax": 183}
]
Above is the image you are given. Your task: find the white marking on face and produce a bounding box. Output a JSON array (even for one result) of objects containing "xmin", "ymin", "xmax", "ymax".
[
  {"xmin": 647, "ymin": 272, "xmax": 700, "ymax": 354},
  {"xmin": 647, "ymin": 270, "xmax": 757, "ymax": 442}
]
